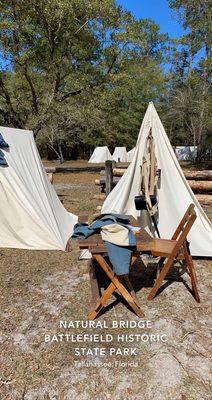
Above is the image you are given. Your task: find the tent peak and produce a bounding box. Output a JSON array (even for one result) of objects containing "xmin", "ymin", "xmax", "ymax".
[{"xmin": 148, "ymin": 101, "xmax": 156, "ymax": 109}]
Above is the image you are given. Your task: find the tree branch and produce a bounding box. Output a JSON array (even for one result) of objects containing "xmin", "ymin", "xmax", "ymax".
[
  {"xmin": 60, "ymin": 44, "xmax": 128, "ymax": 102},
  {"xmin": 24, "ymin": 64, "xmax": 39, "ymax": 114},
  {"xmin": 60, "ymin": 87, "xmax": 84, "ymax": 101}
]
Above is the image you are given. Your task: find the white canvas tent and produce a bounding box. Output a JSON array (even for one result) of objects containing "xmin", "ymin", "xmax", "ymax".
[
  {"xmin": 112, "ymin": 147, "xmax": 128, "ymax": 162},
  {"xmin": 127, "ymin": 147, "xmax": 136, "ymax": 162},
  {"xmin": 88, "ymin": 146, "xmax": 112, "ymax": 163},
  {"xmin": 0, "ymin": 126, "xmax": 77, "ymax": 251},
  {"xmin": 102, "ymin": 103, "xmax": 212, "ymax": 257}
]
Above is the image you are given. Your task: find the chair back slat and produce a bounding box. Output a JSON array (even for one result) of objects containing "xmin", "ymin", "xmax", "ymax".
[
  {"xmin": 171, "ymin": 204, "xmax": 196, "ymax": 250},
  {"xmin": 172, "ymin": 204, "xmax": 196, "ymax": 240}
]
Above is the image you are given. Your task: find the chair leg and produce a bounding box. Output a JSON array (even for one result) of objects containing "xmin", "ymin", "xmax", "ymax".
[
  {"xmin": 147, "ymin": 256, "xmax": 175, "ymax": 300},
  {"xmin": 148, "ymin": 244, "xmax": 201, "ymax": 303},
  {"xmin": 157, "ymin": 257, "xmax": 165, "ymax": 277},
  {"xmin": 183, "ymin": 243, "xmax": 200, "ymax": 303}
]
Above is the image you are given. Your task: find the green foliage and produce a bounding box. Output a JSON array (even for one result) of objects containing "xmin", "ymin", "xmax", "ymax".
[
  {"xmin": 0, "ymin": 0, "xmax": 210, "ymax": 161},
  {"xmin": 167, "ymin": 0, "xmax": 212, "ymax": 160},
  {"xmin": 0, "ymin": 0, "xmax": 167, "ymax": 159}
]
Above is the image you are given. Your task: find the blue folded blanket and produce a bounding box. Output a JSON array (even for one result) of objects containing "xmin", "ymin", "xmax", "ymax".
[{"xmin": 72, "ymin": 214, "xmax": 136, "ymax": 275}]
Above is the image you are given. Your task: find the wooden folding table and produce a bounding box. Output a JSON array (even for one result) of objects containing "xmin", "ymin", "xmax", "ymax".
[{"xmin": 78, "ymin": 223, "xmax": 154, "ymax": 320}]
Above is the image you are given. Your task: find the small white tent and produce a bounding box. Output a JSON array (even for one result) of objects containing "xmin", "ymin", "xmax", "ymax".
[
  {"xmin": 127, "ymin": 147, "xmax": 136, "ymax": 162},
  {"xmin": 102, "ymin": 103, "xmax": 212, "ymax": 257},
  {"xmin": 175, "ymin": 146, "xmax": 197, "ymax": 161},
  {"xmin": 88, "ymin": 146, "xmax": 112, "ymax": 163},
  {"xmin": 0, "ymin": 126, "xmax": 77, "ymax": 250},
  {"xmin": 112, "ymin": 147, "xmax": 128, "ymax": 162}
]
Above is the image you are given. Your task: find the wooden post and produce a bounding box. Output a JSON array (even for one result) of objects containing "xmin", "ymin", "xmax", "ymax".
[{"xmin": 105, "ymin": 160, "xmax": 114, "ymax": 196}]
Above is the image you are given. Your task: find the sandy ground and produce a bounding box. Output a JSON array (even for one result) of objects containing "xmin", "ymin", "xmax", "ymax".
[{"xmin": 0, "ymin": 167, "xmax": 211, "ymax": 400}]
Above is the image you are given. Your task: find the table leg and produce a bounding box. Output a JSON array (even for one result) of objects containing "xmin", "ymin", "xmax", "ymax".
[
  {"xmin": 92, "ymin": 254, "xmax": 145, "ymax": 318},
  {"xmin": 89, "ymin": 259, "xmax": 101, "ymax": 307},
  {"xmin": 120, "ymin": 274, "xmax": 140, "ymax": 308},
  {"xmin": 88, "ymin": 282, "xmax": 116, "ymax": 320}
]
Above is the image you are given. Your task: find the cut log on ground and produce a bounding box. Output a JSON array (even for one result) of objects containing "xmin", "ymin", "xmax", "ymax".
[
  {"xmin": 101, "ymin": 168, "xmax": 212, "ymax": 180},
  {"xmin": 94, "ymin": 193, "xmax": 212, "ymax": 205},
  {"xmin": 113, "ymin": 168, "xmax": 127, "ymax": 177},
  {"xmin": 95, "ymin": 177, "xmax": 121, "ymax": 193},
  {"xmin": 184, "ymin": 170, "xmax": 212, "ymax": 181},
  {"xmin": 95, "ymin": 177, "xmax": 121, "ymax": 185},
  {"xmin": 96, "ymin": 177, "xmax": 212, "ymax": 193},
  {"xmin": 100, "ymin": 168, "xmax": 126, "ymax": 177},
  {"xmin": 45, "ymin": 167, "xmax": 56, "ymax": 173},
  {"xmin": 195, "ymin": 194, "xmax": 212, "ymax": 206},
  {"xmin": 188, "ymin": 180, "xmax": 212, "ymax": 193},
  {"xmin": 94, "ymin": 190, "xmax": 212, "ymax": 207},
  {"xmin": 45, "ymin": 165, "xmax": 103, "ymax": 173}
]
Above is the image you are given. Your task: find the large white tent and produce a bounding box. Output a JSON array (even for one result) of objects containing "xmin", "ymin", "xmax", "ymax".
[
  {"xmin": 102, "ymin": 103, "xmax": 212, "ymax": 257},
  {"xmin": 0, "ymin": 126, "xmax": 77, "ymax": 251},
  {"xmin": 88, "ymin": 146, "xmax": 112, "ymax": 163},
  {"xmin": 127, "ymin": 147, "xmax": 136, "ymax": 162},
  {"xmin": 112, "ymin": 147, "xmax": 128, "ymax": 162}
]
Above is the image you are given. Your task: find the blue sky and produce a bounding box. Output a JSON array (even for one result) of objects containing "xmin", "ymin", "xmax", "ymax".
[{"xmin": 116, "ymin": 0, "xmax": 185, "ymax": 38}]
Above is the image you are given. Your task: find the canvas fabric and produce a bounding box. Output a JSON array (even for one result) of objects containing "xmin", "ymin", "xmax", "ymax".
[
  {"xmin": 89, "ymin": 146, "xmax": 112, "ymax": 163},
  {"xmin": 127, "ymin": 148, "xmax": 136, "ymax": 162},
  {"xmin": 101, "ymin": 103, "xmax": 212, "ymax": 257},
  {"xmin": 0, "ymin": 126, "xmax": 77, "ymax": 250},
  {"xmin": 112, "ymin": 147, "xmax": 128, "ymax": 162}
]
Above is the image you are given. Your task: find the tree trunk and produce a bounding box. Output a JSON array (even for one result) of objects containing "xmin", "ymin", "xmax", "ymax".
[{"xmin": 58, "ymin": 143, "xmax": 64, "ymax": 164}]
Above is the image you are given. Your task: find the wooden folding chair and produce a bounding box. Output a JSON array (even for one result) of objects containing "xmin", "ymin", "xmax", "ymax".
[{"xmin": 146, "ymin": 203, "xmax": 200, "ymax": 302}]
